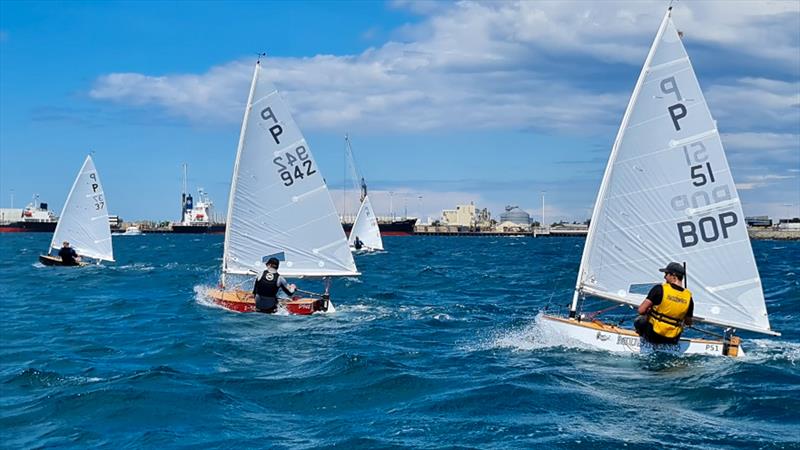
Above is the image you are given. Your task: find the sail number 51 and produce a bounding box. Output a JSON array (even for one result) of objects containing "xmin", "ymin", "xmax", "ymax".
[{"xmin": 273, "ymin": 146, "xmax": 317, "ymax": 187}]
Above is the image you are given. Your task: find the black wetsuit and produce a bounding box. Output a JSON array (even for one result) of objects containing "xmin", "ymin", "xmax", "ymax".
[
  {"xmin": 354, "ymin": 238, "xmax": 363, "ymax": 250},
  {"xmin": 252, "ymin": 270, "xmax": 293, "ymax": 313},
  {"xmin": 57, "ymin": 247, "xmax": 79, "ymax": 266}
]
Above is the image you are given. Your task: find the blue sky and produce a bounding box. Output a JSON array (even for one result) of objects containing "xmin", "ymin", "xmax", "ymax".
[{"xmin": 1, "ymin": 0, "xmax": 798, "ymax": 223}]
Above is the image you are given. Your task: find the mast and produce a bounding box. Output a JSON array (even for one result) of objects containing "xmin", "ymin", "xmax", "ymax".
[
  {"xmin": 181, "ymin": 163, "xmax": 188, "ymax": 223},
  {"xmin": 343, "ymin": 134, "xmax": 348, "ymax": 223},
  {"xmin": 221, "ymin": 60, "xmax": 260, "ymax": 288},
  {"xmin": 569, "ymin": 8, "xmax": 674, "ymax": 314},
  {"xmin": 360, "ymin": 177, "xmax": 367, "ymax": 203}
]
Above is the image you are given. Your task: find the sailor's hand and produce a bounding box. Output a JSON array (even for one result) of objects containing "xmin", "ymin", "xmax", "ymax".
[{"xmin": 289, "ymin": 284, "xmax": 297, "ymax": 292}]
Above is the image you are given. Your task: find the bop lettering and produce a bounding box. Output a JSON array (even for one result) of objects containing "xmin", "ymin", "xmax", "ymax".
[{"xmin": 677, "ymin": 212, "xmax": 738, "ymax": 248}]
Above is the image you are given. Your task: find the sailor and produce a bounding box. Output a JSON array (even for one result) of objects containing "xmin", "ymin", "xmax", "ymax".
[
  {"xmin": 252, "ymin": 257, "xmax": 296, "ymax": 313},
  {"xmin": 57, "ymin": 241, "xmax": 81, "ymax": 266},
  {"xmin": 634, "ymin": 262, "xmax": 694, "ymax": 345},
  {"xmin": 353, "ymin": 236, "xmax": 364, "ymax": 250}
]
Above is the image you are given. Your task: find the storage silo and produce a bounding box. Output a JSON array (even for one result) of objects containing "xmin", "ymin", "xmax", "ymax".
[{"xmin": 500, "ymin": 205, "xmax": 531, "ymax": 225}]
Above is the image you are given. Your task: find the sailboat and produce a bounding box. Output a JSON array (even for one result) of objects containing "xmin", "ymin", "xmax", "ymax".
[
  {"xmin": 39, "ymin": 155, "xmax": 114, "ymax": 266},
  {"xmin": 540, "ymin": 7, "xmax": 779, "ymax": 357},
  {"xmin": 208, "ymin": 58, "xmax": 359, "ymax": 315},
  {"xmin": 345, "ymin": 135, "xmax": 383, "ymax": 252}
]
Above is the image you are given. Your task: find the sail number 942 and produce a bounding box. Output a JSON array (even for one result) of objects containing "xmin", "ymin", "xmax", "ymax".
[{"xmin": 273, "ymin": 145, "xmax": 316, "ymax": 187}]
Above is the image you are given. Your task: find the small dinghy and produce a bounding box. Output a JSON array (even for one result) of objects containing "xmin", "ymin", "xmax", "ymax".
[
  {"xmin": 344, "ymin": 135, "xmax": 384, "ymax": 253},
  {"xmin": 541, "ymin": 7, "xmax": 778, "ymax": 357},
  {"xmin": 38, "ymin": 255, "xmax": 89, "ymax": 267},
  {"xmin": 208, "ymin": 57, "xmax": 359, "ymax": 315},
  {"xmin": 207, "ymin": 289, "xmax": 334, "ymax": 315},
  {"xmin": 38, "ymin": 155, "xmax": 114, "ymax": 267}
]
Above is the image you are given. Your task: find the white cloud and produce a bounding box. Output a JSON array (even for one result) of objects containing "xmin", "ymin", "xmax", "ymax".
[
  {"xmin": 736, "ymin": 173, "xmax": 796, "ymax": 191},
  {"xmin": 723, "ymin": 131, "xmax": 800, "ymax": 151},
  {"xmin": 721, "ymin": 130, "xmax": 800, "ymax": 176},
  {"xmin": 707, "ymin": 78, "xmax": 800, "ymax": 132},
  {"xmin": 88, "ymin": 1, "xmax": 799, "ymax": 136}
]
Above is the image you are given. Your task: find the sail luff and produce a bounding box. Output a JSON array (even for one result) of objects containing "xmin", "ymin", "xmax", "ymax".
[
  {"xmin": 221, "ymin": 62, "xmax": 260, "ymax": 286},
  {"xmin": 570, "ymin": 8, "xmax": 674, "ymax": 312},
  {"xmin": 49, "ymin": 156, "xmax": 92, "ymax": 253},
  {"xmin": 344, "ymin": 134, "xmax": 364, "ymax": 195}
]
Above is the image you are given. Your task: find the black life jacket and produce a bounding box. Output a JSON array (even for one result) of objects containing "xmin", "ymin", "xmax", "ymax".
[{"xmin": 254, "ymin": 270, "xmax": 280, "ymax": 297}]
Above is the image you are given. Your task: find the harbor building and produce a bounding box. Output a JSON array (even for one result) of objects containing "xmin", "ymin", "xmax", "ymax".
[{"xmin": 442, "ymin": 203, "xmax": 477, "ymax": 228}]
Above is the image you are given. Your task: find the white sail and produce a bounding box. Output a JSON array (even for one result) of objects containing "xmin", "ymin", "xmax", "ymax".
[
  {"xmin": 49, "ymin": 155, "xmax": 114, "ymax": 262},
  {"xmin": 573, "ymin": 9, "xmax": 775, "ymax": 335},
  {"xmin": 222, "ymin": 62, "xmax": 358, "ymax": 278},
  {"xmin": 349, "ymin": 195, "xmax": 383, "ymax": 251}
]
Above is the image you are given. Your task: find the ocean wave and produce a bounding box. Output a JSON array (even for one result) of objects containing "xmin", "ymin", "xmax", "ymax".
[
  {"xmin": 5, "ymin": 368, "xmax": 103, "ymax": 388},
  {"xmin": 743, "ymin": 338, "xmax": 800, "ymax": 365}
]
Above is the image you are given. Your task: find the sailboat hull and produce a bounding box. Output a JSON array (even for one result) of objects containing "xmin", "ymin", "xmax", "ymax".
[
  {"xmin": 540, "ymin": 314, "xmax": 742, "ymax": 357},
  {"xmin": 38, "ymin": 255, "xmax": 88, "ymax": 267},
  {"xmin": 207, "ymin": 289, "xmax": 334, "ymax": 315}
]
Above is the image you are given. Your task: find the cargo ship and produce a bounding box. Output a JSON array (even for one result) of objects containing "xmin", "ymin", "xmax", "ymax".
[
  {"xmin": 342, "ymin": 217, "xmax": 417, "ymax": 236},
  {"xmin": 170, "ymin": 165, "xmax": 226, "ymax": 234},
  {"xmin": 0, "ymin": 197, "xmax": 58, "ymax": 232}
]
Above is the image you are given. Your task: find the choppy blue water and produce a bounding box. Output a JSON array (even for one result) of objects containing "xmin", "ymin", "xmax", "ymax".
[{"xmin": 1, "ymin": 234, "xmax": 798, "ymax": 449}]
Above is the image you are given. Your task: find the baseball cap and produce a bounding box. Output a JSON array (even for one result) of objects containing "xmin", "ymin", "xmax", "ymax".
[{"xmin": 659, "ymin": 262, "xmax": 685, "ymax": 276}]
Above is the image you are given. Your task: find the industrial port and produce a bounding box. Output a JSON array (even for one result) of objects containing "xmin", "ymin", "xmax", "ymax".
[{"xmin": 2, "ymin": 197, "xmax": 798, "ymax": 240}]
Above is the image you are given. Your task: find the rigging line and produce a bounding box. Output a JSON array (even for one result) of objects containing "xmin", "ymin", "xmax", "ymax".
[
  {"xmin": 585, "ymin": 303, "xmax": 626, "ymax": 320},
  {"xmin": 295, "ymin": 288, "xmax": 324, "ymax": 297},
  {"xmin": 687, "ymin": 325, "xmax": 724, "ymax": 339}
]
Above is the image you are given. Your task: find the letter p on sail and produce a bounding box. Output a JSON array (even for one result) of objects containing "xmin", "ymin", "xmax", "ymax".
[{"xmin": 668, "ymin": 104, "xmax": 687, "ymax": 131}]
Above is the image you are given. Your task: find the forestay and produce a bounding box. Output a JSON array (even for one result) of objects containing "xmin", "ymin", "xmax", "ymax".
[
  {"xmin": 349, "ymin": 195, "xmax": 383, "ymax": 251},
  {"xmin": 573, "ymin": 9, "xmax": 774, "ymax": 335},
  {"xmin": 222, "ymin": 62, "xmax": 358, "ymax": 278},
  {"xmin": 49, "ymin": 155, "xmax": 114, "ymax": 262}
]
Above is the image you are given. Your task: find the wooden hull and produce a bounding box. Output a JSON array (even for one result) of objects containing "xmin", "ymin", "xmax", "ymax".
[
  {"xmin": 38, "ymin": 255, "xmax": 88, "ymax": 267},
  {"xmin": 207, "ymin": 289, "xmax": 335, "ymax": 315},
  {"xmin": 540, "ymin": 314, "xmax": 742, "ymax": 357}
]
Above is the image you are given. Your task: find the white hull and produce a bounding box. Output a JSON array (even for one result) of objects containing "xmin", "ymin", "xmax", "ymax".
[
  {"xmin": 350, "ymin": 246, "xmax": 378, "ymax": 253},
  {"xmin": 540, "ymin": 314, "xmax": 742, "ymax": 357}
]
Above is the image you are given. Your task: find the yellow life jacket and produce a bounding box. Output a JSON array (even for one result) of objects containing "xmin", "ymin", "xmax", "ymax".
[{"xmin": 648, "ymin": 282, "xmax": 692, "ymax": 339}]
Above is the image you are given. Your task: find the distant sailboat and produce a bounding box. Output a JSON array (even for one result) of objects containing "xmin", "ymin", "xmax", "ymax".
[
  {"xmin": 540, "ymin": 7, "xmax": 778, "ymax": 357},
  {"xmin": 345, "ymin": 135, "xmax": 383, "ymax": 252},
  {"xmin": 39, "ymin": 155, "xmax": 114, "ymax": 266},
  {"xmin": 208, "ymin": 58, "xmax": 359, "ymax": 315}
]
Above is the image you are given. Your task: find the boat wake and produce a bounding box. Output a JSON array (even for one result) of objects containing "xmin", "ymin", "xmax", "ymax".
[
  {"xmin": 193, "ymin": 284, "xmax": 227, "ymax": 310},
  {"xmin": 471, "ymin": 313, "xmax": 597, "ymax": 353}
]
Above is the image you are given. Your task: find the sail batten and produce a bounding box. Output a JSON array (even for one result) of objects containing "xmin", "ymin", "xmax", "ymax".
[
  {"xmin": 49, "ymin": 155, "xmax": 113, "ymax": 263},
  {"xmin": 221, "ymin": 62, "xmax": 358, "ymax": 280},
  {"xmin": 572, "ymin": 9, "xmax": 775, "ymax": 336}
]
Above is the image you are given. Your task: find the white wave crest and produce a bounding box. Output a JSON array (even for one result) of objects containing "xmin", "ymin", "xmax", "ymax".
[
  {"xmin": 469, "ymin": 312, "xmax": 598, "ymax": 352},
  {"xmin": 742, "ymin": 338, "xmax": 800, "ymax": 365}
]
